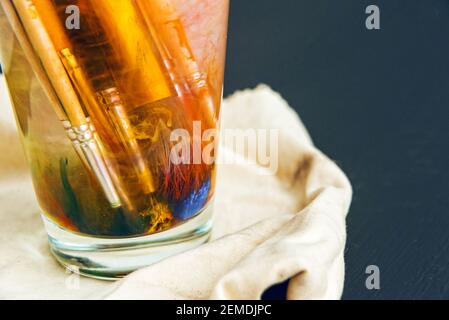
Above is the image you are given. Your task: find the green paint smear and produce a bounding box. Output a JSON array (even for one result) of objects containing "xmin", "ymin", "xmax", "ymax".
[{"xmin": 59, "ymin": 157, "xmax": 89, "ymax": 233}]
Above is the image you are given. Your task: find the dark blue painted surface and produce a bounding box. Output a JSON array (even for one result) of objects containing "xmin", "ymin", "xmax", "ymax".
[{"xmin": 225, "ymin": 0, "xmax": 449, "ymax": 299}]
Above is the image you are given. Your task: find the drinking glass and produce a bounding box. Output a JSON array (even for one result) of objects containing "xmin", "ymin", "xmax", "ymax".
[{"xmin": 0, "ymin": 0, "xmax": 229, "ymax": 279}]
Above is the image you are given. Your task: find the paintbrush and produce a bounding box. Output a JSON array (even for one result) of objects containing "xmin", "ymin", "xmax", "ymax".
[
  {"xmin": 3, "ymin": 0, "xmax": 122, "ymax": 208},
  {"xmin": 136, "ymin": 0, "xmax": 218, "ymax": 130},
  {"xmin": 135, "ymin": 0, "xmax": 217, "ymax": 204}
]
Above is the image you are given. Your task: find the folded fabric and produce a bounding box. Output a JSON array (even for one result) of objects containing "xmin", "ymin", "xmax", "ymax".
[{"xmin": 0, "ymin": 83, "xmax": 352, "ymax": 299}]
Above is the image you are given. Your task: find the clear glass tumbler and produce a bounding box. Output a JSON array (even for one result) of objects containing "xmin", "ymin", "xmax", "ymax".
[{"xmin": 0, "ymin": 0, "xmax": 229, "ymax": 279}]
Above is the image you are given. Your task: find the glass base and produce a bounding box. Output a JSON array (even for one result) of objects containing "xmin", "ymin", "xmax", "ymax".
[{"xmin": 43, "ymin": 202, "xmax": 213, "ymax": 280}]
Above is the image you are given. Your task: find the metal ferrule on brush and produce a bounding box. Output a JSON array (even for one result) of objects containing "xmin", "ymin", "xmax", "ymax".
[
  {"xmin": 62, "ymin": 119, "xmax": 122, "ymax": 208},
  {"xmin": 99, "ymin": 87, "xmax": 157, "ymax": 194}
]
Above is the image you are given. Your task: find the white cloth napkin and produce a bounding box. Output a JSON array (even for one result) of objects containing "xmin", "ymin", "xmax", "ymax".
[{"xmin": 0, "ymin": 80, "xmax": 352, "ymax": 300}]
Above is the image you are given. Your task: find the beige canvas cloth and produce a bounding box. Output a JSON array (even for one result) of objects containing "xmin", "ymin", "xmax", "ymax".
[{"xmin": 0, "ymin": 81, "xmax": 352, "ymax": 300}]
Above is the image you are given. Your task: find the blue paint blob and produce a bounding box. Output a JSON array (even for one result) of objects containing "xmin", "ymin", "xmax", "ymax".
[{"xmin": 172, "ymin": 179, "xmax": 211, "ymax": 220}]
